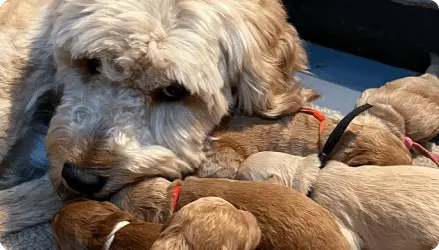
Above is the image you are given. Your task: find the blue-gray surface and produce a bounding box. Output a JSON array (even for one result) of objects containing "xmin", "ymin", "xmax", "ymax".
[{"xmin": 299, "ymin": 43, "xmax": 415, "ymax": 114}]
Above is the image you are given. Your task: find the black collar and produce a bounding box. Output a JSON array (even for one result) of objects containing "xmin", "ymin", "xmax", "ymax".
[{"xmin": 317, "ymin": 104, "xmax": 373, "ymax": 168}]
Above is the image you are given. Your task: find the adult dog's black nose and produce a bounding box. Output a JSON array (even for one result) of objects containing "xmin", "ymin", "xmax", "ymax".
[{"xmin": 61, "ymin": 162, "xmax": 107, "ymax": 196}]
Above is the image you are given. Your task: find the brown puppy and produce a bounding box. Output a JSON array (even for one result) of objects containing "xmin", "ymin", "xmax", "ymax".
[
  {"xmin": 238, "ymin": 151, "xmax": 439, "ymax": 250},
  {"xmin": 52, "ymin": 198, "xmax": 261, "ymax": 250},
  {"xmin": 150, "ymin": 197, "xmax": 261, "ymax": 250},
  {"xmin": 357, "ymin": 53, "xmax": 439, "ymax": 144},
  {"xmin": 51, "ymin": 200, "xmax": 162, "ymax": 250},
  {"xmin": 197, "ymin": 109, "xmax": 412, "ymax": 179},
  {"xmin": 111, "ymin": 177, "xmax": 351, "ymax": 250}
]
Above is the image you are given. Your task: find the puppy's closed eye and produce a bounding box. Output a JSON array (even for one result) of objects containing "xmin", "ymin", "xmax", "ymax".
[{"xmin": 155, "ymin": 83, "xmax": 188, "ymax": 102}]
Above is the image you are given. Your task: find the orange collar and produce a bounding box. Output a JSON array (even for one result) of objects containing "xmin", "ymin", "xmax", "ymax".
[
  {"xmin": 300, "ymin": 107, "xmax": 326, "ymax": 133},
  {"xmin": 172, "ymin": 184, "xmax": 182, "ymax": 213}
]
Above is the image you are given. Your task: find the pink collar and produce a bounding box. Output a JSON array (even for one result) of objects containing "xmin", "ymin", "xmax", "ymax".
[{"xmin": 404, "ymin": 137, "xmax": 439, "ymax": 167}]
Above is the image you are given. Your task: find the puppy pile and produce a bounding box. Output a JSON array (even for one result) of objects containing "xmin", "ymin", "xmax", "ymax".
[{"xmin": 1, "ymin": 0, "xmax": 439, "ymax": 249}]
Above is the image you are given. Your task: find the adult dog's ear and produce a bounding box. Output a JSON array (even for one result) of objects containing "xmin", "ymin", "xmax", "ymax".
[{"xmin": 220, "ymin": 1, "xmax": 319, "ymax": 117}]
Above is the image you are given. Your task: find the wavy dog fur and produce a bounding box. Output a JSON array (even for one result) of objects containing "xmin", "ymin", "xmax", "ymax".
[
  {"xmin": 45, "ymin": 0, "xmax": 315, "ymax": 200},
  {"xmin": 0, "ymin": 0, "xmax": 315, "ymax": 234},
  {"xmin": 356, "ymin": 53, "xmax": 439, "ymax": 144},
  {"xmin": 238, "ymin": 151, "xmax": 439, "ymax": 250}
]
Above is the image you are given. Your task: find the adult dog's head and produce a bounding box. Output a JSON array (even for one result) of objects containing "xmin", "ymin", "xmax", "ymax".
[{"xmin": 45, "ymin": 0, "xmax": 317, "ymax": 199}]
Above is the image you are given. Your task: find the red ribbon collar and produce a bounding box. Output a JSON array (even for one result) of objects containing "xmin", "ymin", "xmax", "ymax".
[
  {"xmin": 171, "ymin": 184, "xmax": 182, "ymax": 213},
  {"xmin": 300, "ymin": 107, "xmax": 326, "ymax": 133}
]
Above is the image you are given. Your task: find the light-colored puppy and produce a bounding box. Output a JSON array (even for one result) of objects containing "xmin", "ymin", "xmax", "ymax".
[
  {"xmin": 237, "ymin": 151, "xmax": 439, "ymax": 250},
  {"xmin": 0, "ymin": 0, "xmax": 314, "ymax": 234},
  {"xmin": 356, "ymin": 53, "xmax": 439, "ymax": 144},
  {"xmin": 197, "ymin": 109, "xmax": 412, "ymax": 179},
  {"xmin": 150, "ymin": 197, "xmax": 261, "ymax": 250}
]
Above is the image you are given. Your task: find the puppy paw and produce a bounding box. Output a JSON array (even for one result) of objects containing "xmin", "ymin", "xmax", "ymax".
[{"xmin": 196, "ymin": 160, "xmax": 238, "ymax": 179}]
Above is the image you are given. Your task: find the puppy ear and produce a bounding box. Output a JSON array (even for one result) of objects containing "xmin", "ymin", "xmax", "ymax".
[
  {"xmin": 264, "ymin": 174, "xmax": 284, "ymax": 185},
  {"xmin": 229, "ymin": 22, "xmax": 319, "ymax": 118},
  {"xmin": 346, "ymin": 154, "xmax": 374, "ymax": 166}
]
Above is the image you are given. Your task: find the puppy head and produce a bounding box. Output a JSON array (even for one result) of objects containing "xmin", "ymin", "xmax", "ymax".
[
  {"xmin": 45, "ymin": 0, "xmax": 315, "ymax": 200},
  {"xmin": 237, "ymin": 151, "xmax": 319, "ymax": 193},
  {"xmin": 51, "ymin": 200, "xmax": 133, "ymax": 250},
  {"xmin": 150, "ymin": 197, "xmax": 261, "ymax": 250},
  {"xmin": 333, "ymin": 117, "xmax": 412, "ymax": 166}
]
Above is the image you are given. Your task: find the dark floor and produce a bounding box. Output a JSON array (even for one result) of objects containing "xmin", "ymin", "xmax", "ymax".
[{"xmin": 284, "ymin": 0, "xmax": 439, "ymax": 72}]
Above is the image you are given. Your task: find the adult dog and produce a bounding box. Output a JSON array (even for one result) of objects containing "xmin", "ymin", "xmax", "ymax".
[{"xmin": 0, "ymin": 0, "xmax": 313, "ymax": 235}]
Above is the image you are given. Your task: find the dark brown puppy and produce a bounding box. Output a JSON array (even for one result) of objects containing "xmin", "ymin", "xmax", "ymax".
[
  {"xmin": 112, "ymin": 177, "xmax": 351, "ymax": 250},
  {"xmin": 51, "ymin": 200, "xmax": 161, "ymax": 250}
]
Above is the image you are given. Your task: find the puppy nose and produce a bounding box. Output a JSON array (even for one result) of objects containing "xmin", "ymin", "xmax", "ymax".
[{"xmin": 61, "ymin": 162, "xmax": 107, "ymax": 196}]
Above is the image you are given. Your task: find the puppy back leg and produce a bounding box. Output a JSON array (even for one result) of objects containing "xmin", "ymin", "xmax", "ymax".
[
  {"xmin": 197, "ymin": 148, "xmax": 244, "ymax": 179},
  {"xmin": 0, "ymin": 174, "xmax": 62, "ymax": 236}
]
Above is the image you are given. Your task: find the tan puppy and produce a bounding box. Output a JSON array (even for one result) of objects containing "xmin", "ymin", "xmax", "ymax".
[
  {"xmin": 111, "ymin": 177, "xmax": 351, "ymax": 250},
  {"xmin": 150, "ymin": 197, "xmax": 261, "ymax": 250},
  {"xmin": 197, "ymin": 109, "xmax": 412, "ymax": 179},
  {"xmin": 356, "ymin": 53, "xmax": 439, "ymax": 144},
  {"xmin": 238, "ymin": 151, "xmax": 439, "ymax": 250},
  {"xmin": 52, "ymin": 198, "xmax": 260, "ymax": 250}
]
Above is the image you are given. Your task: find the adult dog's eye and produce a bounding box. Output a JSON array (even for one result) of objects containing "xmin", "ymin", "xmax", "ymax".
[
  {"xmin": 156, "ymin": 84, "xmax": 188, "ymax": 102},
  {"xmin": 86, "ymin": 58, "xmax": 100, "ymax": 74}
]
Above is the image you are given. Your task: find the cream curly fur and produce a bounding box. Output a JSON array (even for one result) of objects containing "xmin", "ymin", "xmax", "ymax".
[
  {"xmin": 238, "ymin": 151, "xmax": 439, "ymax": 250},
  {"xmin": 0, "ymin": 0, "xmax": 313, "ymax": 235}
]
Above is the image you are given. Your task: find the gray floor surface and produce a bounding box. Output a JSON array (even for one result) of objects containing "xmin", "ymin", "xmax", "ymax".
[{"xmin": 300, "ymin": 43, "xmax": 415, "ymax": 114}]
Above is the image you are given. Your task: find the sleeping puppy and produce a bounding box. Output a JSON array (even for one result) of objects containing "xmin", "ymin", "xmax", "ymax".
[
  {"xmin": 150, "ymin": 196, "xmax": 261, "ymax": 250},
  {"xmin": 52, "ymin": 198, "xmax": 261, "ymax": 250},
  {"xmin": 237, "ymin": 151, "xmax": 439, "ymax": 250},
  {"xmin": 356, "ymin": 53, "xmax": 439, "ymax": 145},
  {"xmin": 234, "ymin": 105, "xmax": 439, "ymax": 250},
  {"xmin": 51, "ymin": 200, "xmax": 162, "ymax": 250},
  {"xmin": 197, "ymin": 105, "xmax": 412, "ymax": 179},
  {"xmin": 111, "ymin": 177, "xmax": 351, "ymax": 250}
]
